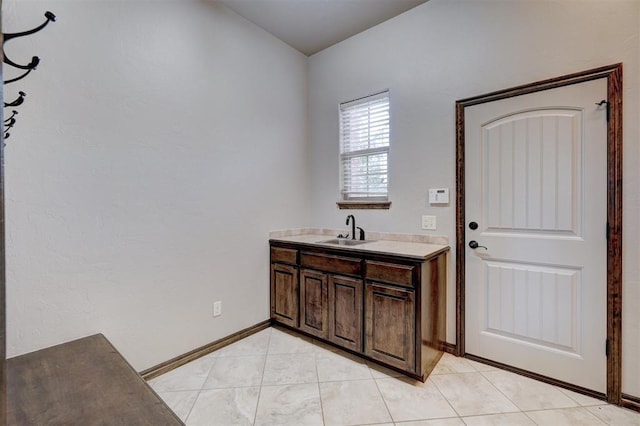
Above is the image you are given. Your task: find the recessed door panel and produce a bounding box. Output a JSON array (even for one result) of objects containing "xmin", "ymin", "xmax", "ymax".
[
  {"xmin": 484, "ymin": 110, "xmax": 582, "ymax": 236},
  {"xmin": 270, "ymin": 263, "xmax": 299, "ymax": 327},
  {"xmin": 328, "ymin": 275, "xmax": 363, "ymax": 352},
  {"xmin": 483, "ymin": 261, "xmax": 580, "ymax": 354},
  {"xmin": 300, "ymin": 269, "xmax": 328, "ymax": 338}
]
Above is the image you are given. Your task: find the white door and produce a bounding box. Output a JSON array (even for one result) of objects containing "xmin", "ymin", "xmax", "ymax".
[{"xmin": 465, "ymin": 78, "xmax": 608, "ymax": 392}]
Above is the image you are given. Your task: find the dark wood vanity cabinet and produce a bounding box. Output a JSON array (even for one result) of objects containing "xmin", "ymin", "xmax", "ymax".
[
  {"xmin": 270, "ymin": 248, "xmax": 299, "ymax": 328},
  {"xmin": 269, "ymin": 240, "xmax": 448, "ymax": 381}
]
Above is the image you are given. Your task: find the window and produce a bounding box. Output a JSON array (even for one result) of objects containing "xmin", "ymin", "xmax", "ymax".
[{"xmin": 338, "ymin": 90, "xmax": 390, "ymax": 208}]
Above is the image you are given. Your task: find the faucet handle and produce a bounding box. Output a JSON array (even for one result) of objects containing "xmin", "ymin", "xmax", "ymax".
[
  {"xmin": 356, "ymin": 227, "xmax": 365, "ymax": 241},
  {"xmin": 337, "ymin": 233, "xmax": 349, "ymax": 239}
]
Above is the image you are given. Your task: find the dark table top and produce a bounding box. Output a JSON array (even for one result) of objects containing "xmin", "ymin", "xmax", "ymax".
[{"xmin": 8, "ymin": 333, "xmax": 183, "ymax": 425}]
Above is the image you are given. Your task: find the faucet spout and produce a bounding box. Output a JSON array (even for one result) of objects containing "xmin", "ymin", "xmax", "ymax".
[{"xmin": 346, "ymin": 215, "xmax": 356, "ymax": 240}]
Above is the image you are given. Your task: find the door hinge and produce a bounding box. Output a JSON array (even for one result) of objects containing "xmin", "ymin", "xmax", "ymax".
[
  {"xmin": 606, "ymin": 222, "xmax": 611, "ymax": 240},
  {"xmin": 606, "ymin": 339, "xmax": 611, "ymax": 357},
  {"xmin": 596, "ymin": 100, "xmax": 610, "ymax": 121}
]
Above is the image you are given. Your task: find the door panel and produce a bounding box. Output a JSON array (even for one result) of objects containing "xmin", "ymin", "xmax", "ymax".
[
  {"xmin": 328, "ymin": 275, "xmax": 363, "ymax": 352},
  {"xmin": 270, "ymin": 263, "xmax": 299, "ymax": 327},
  {"xmin": 484, "ymin": 110, "xmax": 581, "ymax": 235},
  {"xmin": 465, "ymin": 78, "xmax": 607, "ymax": 392},
  {"xmin": 300, "ymin": 269, "xmax": 328, "ymax": 338},
  {"xmin": 365, "ymin": 282, "xmax": 415, "ymax": 372},
  {"xmin": 484, "ymin": 261, "xmax": 580, "ymax": 353}
]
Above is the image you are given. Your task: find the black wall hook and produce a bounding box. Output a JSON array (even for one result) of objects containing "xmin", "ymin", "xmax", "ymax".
[
  {"xmin": 3, "ymin": 11, "xmax": 56, "ymax": 42},
  {"xmin": 4, "ymin": 111, "xmax": 19, "ymax": 123},
  {"xmin": 4, "ymin": 111, "xmax": 18, "ymax": 132},
  {"xmin": 4, "ymin": 92, "xmax": 26, "ymax": 108},
  {"xmin": 3, "ymin": 11, "xmax": 56, "ymax": 85},
  {"xmin": 4, "ymin": 58, "xmax": 40, "ymax": 85}
]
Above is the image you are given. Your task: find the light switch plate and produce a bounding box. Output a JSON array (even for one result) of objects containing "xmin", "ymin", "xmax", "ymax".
[{"xmin": 422, "ymin": 215, "xmax": 437, "ymax": 230}]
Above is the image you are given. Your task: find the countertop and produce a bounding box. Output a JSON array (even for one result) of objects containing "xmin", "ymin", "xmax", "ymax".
[{"xmin": 270, "ymin": 233, "xmax": 449, "ymax": 260}]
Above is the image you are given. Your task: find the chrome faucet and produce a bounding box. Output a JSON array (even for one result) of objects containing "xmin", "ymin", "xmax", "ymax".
[{"xmin": 346, "ymin": 215, "xmax": 356, "ymax": 240}]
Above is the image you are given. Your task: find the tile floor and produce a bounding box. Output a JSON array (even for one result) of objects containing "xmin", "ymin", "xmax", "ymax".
[{"xmin": 148, "ymin": 327, "xmax": 640, "ymax": 426}]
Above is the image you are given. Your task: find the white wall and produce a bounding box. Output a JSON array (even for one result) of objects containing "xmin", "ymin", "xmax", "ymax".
[
  {"xmin": 624, "ymin": 2, "xmax": 640, "ymax": 399},
  {"xmin": 2, "ymin": 0, "xmax": 309, "ymax": 370},
  {"xmin": 308, "ymin": 0, "xmax": 640, "ymax": 396}
]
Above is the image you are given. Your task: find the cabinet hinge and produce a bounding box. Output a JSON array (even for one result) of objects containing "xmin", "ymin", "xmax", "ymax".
[{"xmin": 606, "ymin": 339, "xmax": 611, "ymax": 357}]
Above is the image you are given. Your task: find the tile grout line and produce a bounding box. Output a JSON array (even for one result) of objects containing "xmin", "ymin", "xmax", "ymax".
[
  {"xmin": 371, "ymin": 375, "xmax": 396, "ymax": 423},
  {"xmin": 429, "ymin": 372, "xmax": 465, "ymax": 420},
  {"xmin": 440, "ymin": 362, "xmax": 558, "ymax": 418},
  {"xmin": 314, "ymin": 342, "xmax": 327, "ymax": 426},
  {"xmin": 520, "ymin": 405, "xmax": 614, "ymax": 426},
  {"xmin": 478, "ymin": 368, "xmax": 599, "ymax": 415},
  {"xmin": 583, "ymin": 406, "xmax": 617, "ymax": 426},
  {"xmin": 433, "ymin": 355, "xmax": 481, "ymax": 420},
  {"xmin": 183, "ymin": 354, "xmax": 219, "ymax": 424},
  {"xmin": 476, "ymin": 371, "xmax": 612, "ymax": 421},
  {"xmin": 251, "ymin": 328, "xmax": 273, "ymax": 425},
  {"xmin": 521, "ymin": 405, "xmax": 610, "ymax": 414},
  {"xmin": 554, "ymin": 385, "xmax": 609, "ymax": 409},
  {"xmin": 476, "ymin": 369, "xmax": 527, "ymax": 414},
  {"xmin": 435, "ymin": 386, "xmax": 465, "ymax": 423},
  {"xmin": 520, "ymin": 408, "xmax": 539, "ymax": 425}
]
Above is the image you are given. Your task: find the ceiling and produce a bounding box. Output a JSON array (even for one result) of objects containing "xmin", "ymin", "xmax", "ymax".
[{"xmin": 217, "ymin": 0, "xmax": 429, "ymax": 56}]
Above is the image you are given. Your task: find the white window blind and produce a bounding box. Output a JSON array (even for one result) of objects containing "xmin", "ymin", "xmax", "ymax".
[{"xmin": 339, "ymin": 91, "xmax": 390, "ymax": 200}]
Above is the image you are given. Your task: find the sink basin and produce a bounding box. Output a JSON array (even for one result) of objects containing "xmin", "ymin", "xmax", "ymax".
[{"xmin": 317, "ymin": 238, "xmax": 373, "ymax": 246}]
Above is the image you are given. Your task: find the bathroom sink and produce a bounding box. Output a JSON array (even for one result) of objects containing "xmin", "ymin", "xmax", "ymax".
[{"xmin": 317, "ymin": 238, "xmax": 373, "ymax": 246}]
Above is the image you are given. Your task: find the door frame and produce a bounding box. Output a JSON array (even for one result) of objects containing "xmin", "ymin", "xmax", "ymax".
[{"xmin": 455, "ymin": 63, "xmax": 623, "ymax": 404}]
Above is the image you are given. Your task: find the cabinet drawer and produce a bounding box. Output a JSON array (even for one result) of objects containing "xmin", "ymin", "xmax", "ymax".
[
  {"xmin": 365, "ymin": 261, "xmax": 414, "ymax": 288},
  {"xmin": 271, "ymin": 247, "xmax": 298, "ymax": 265},
  {"xmin": 300, "ymin": 252, "xmax": 361, "ymax": 276}
]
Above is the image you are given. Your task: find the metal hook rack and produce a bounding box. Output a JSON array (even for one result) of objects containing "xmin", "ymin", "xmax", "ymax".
[
  {"xmin": 2, "ymin": 11, "xmax": 56, "ymax": 142},
  {"xmin": 3, "ymin": 11, "xmax": 56, "ymax": 85}
]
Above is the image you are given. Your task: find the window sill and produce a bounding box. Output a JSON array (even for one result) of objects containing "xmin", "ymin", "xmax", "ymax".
[{"xmin": 336, "ymin": 201, "xmax": 391, "ymax": 210}]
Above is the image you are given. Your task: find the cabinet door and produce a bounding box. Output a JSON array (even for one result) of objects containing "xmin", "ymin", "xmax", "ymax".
[
  {"xmin": 328, "ymin": 275, "xmax": 363, "ymax": 352},
  {"xmin": 300, "ymin": 269, "xmax": 328, "ymax": 338},
  {"xmin": 364, "ymin": 282, "xmax": 416, "ymax": 372},
  {"xmin": 270, "ymin": 263, "xmax": 299, "ymax": 327}
]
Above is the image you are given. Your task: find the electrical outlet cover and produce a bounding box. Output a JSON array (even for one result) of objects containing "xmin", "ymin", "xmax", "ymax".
[{"xmin": 213, "ymin": 301, "xmax": 222, "ymax": 317}]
